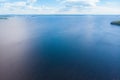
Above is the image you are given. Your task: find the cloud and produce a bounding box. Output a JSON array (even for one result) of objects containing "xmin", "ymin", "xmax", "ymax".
[
  {"xmin": 27, "ymin": 0, "xmax": 37, "ymax": 3},
  {"xmin": 89, "ymin": 4, "xmax": 120, "ymax": 14},
  {"xmin": 56, "ymin": 0, "xmax": 120, "ymax": 14},
  {"xmin": 3, "ymin": 2, "xmax": 26, "ymax": 8},
  {"xmin": 27, "ymin": 0, "xmax": 37, "ymax": 5},
  {"xmin": 0, "ymin": 0, "xmax": 38, "ymax": 10},
  {"xmin": 61, "ymin": 0, "xmax": 99, "ymax": 6},
  {"xmin": 0, "ymin": 1, "xmax": 28, "ymax": 12},
  {"xmin": 0, "ymin": 0, "xmax": 56, "ymax": 14},
  {"xmin": 0, "ymin": 0, "xmax": 120, "ymax": 14},
  {"xmin": 55, "ymin": 0, "xmax": 100, "ymax": 14}
]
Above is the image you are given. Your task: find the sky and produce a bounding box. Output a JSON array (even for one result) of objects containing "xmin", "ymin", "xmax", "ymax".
[{"xmin": 0, "ymin": 0, "xmax": 120, "ymax": 14}]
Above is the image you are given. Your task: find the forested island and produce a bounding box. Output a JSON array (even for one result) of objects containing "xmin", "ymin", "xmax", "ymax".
[{"xmin": 111, "ymin": 20, "xmax": 120, "ymax": 25}]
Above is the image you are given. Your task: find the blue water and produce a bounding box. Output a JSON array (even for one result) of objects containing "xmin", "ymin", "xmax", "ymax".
[{"xmin": 1, "ymin": 15, "xmax": 120, "ymax": 80}]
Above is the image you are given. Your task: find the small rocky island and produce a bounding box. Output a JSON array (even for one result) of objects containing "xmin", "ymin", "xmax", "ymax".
[{"xmin": 111, "ymin": 20, "xmax": 120, "ymax": 25}]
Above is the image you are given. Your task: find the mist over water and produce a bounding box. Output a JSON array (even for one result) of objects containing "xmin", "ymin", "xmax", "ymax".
[{"xmin": 0, "ymin": 15, "xmax": 120, "ymax": 80}]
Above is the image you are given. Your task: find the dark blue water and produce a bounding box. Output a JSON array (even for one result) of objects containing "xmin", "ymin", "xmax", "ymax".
[{"xmin": 1, "ymin": 15, "xmax": 120, "ymax": 80}]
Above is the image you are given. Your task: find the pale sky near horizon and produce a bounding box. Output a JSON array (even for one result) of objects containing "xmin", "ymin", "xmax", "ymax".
[{"xmin": 0, "ymin": 0, "xmax": 120, "ymax": 14}]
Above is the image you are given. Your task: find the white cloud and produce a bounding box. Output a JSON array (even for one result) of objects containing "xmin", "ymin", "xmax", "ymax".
[
  {"xmin": 27, "ymin": 0, "xmax": 37, "ymax": 5},
  {"xmin": 61, "ymin": 0, "xmax": 99, "ymax": 7},
  {"xmin": 90, "ymin": 5, "xmax": 120, "ymax": 14},
  {"xmin": 3, "ymin": 2, "xmax": 26, "ymax": 8},
  {"xmin": 54, "ymin": 0, "xmax": 99, "ymax": 14},
  {"xmin": 0, "ymin": 0, "xmax": 120, "ymax": 14},
  {"xmin": 0, "ymin": 0, "xmax": 38, "ymax": 10},
  {"xmin": 0, "ymin": 0, "xmax": 56, "ymax": 14},
  {"xmin": 27, "ymin": 0, "xmax": 37, "ymax": 3},
  {"xmin": 55, "ymin": 0, "xmax": 120, "ymax": 14}
]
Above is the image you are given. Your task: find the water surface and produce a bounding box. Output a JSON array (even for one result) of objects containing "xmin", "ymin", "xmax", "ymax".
[{"xmin": 0, "ymin": 15, "xmax": 120, "ymax": 80}]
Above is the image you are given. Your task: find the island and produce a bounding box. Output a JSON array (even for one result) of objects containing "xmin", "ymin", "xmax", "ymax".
[{"xmin": 111, "ymin": 20, "xmax": 120, "ymax": 25}]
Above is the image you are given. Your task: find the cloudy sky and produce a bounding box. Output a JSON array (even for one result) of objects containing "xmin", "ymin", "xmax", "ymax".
[{"xmin": 0, "ymin": 0, "xmax": 120, "ymax": 14}]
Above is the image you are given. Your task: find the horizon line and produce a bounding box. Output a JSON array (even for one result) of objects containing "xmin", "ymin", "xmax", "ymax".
[{"xmin": 0, "ymin": 14, "xmax": 120, "ymax": 16}]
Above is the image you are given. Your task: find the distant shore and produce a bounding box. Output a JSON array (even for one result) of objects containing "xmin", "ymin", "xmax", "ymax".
[{"xmin": 0, "ymin": 17, "xmax": 8, "ymax": 19}]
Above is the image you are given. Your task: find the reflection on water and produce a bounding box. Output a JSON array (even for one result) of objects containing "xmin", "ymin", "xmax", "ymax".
[
  {"xmin": 1, "ymin": 15, "xmax": 120, "ymax": 80},
  {"xmin": 0, "ymin": 17, "xmax": 30, "ymax": 80}
]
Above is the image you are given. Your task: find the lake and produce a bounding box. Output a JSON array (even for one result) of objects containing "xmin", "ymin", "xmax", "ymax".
[{"xmin": 0, "ymin": 15, "xmax": 120, "ymax": 80}]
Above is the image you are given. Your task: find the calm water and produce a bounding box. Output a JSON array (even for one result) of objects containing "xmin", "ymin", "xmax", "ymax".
[{"xmin": 0, "ymin": 15, "xmax": 120, "ymax": 80}]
